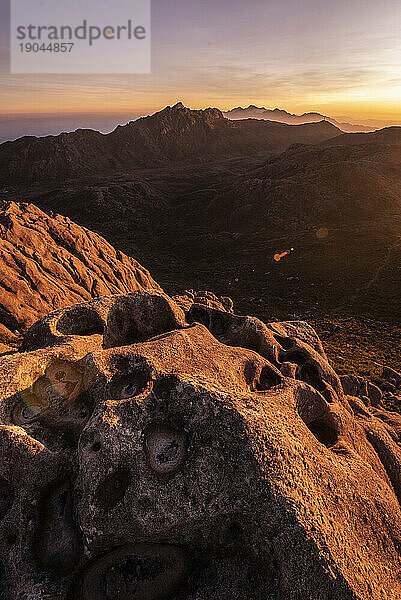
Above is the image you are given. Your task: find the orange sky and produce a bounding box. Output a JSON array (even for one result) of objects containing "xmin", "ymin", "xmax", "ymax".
[{"xmin": 0, "ymin": 0, "xmax": 400, "ymax": 127}]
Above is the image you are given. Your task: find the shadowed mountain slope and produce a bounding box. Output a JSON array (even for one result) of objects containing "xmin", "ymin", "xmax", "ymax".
[
  {"xmin": 322, "ymin": 126, "xmax": 401, "ymax": 147},
  {"xmin": 202, "ymin": 140, "xmax": 401, "ymax": 232}
]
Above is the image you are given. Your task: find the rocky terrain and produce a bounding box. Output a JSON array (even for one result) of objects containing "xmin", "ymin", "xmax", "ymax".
[
  {"xmin": 1, "ymin": 285, "xmax": 401, "ymax": 599},
  {"xmin": 0, "ymin": 201, "xmax": 160, "ymax": 334},
  {"xmin": 1, "ymin": 200, "xmax": 401, "ymax": 597},
  {"xmin": 223, "ymin": 105, "xmax": 374, "ymax": 133}
]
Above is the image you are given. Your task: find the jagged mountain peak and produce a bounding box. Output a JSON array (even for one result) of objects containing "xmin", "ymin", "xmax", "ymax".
[{"xmin": 172, "ymin": 101, "xmax": 186, "ymax": 110}]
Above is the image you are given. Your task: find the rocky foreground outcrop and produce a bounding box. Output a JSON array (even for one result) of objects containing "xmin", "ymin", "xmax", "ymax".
[
  {"xmin": 0, "ymin": 201, "xmax": 161, "ymax": 334},
  {"xmin": 0, "ymin": 290, "xmax": 401, "ymax": 599}
]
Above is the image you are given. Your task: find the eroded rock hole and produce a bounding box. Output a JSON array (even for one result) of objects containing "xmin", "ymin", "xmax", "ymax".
[
  {"xmin": 78, "ymin": 543, "xmax": 192, "ymax": 600},
  {"xmin": 256, "ymin": 366, "xmax": 282, "ymax": 391},
  {"xmin": 0, "ymin": 477, "xmax": 13, "ymax": 521},
  {"xmin": 210, "ymin": 313, "xmax": 230, "ymax": 337},
  {"xmin": 244, "ymin": 362, "xmax": 258, "ymax": 388},
  {"xmin": 152, "ymin": 376, "xmax": 179, "ymax": 399},
  {"xmin": 12, "ymin": 390, "xmax": 49, "ymax": 424},
  {"xmin": 220, "ymin": 520, "xmax": 244, "ymax": 546},
  {"xmin": 34, "ymin": 480, "xmax": 82, "ymax": 575},
  {"xmin": 145, "ymin": 424, "xmax": 187, "ymax": 476},
  {"xmin": 106, "ymin": 308, "xmax": 144, "ymax": 347},
  {"xmin": 321, "ymin": 387, "xmax": 335, "ymax": 404},
  {"xmin": 306, "ymin": 418, "xmax": 338, "ymax": 448},
  {"xmin": 6, "ymin": 533, "xmax": 17, "ymax": 547},
  {"xmin": 107, "ymin": 371, "xmax": 149, "ymax": 400},
  {"xmin": 57, "ymin": 308, "xmax": 104, "ymax": 336},
  {"xmin": 279, "ymin": 350, "xmax": 308, "ymax": 366},
  {"xmin": 186, "ymin": 306, "xmax": 210, "ymax": 328},
  {"xmin": 299, "ymin": 363, "xmax": 326, "ymax": 392},
  {"xmin": 95, "ymin": 468, "xmax": 131, "ymax": 510},
  {"xmin": 280, "ymin": 362, "xmax": 298, "ymax": 378},
  {"xmin": 274, "ymin": 335, "xmax": 295, "ymax": 350}
]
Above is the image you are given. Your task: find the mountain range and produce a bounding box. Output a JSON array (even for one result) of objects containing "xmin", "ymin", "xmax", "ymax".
[
  {"xmin": 0, "ymin": 102, "xmax": 341, "ymax": 185},
  {"xmin": 223, "ymin": 105, "xmax": 375, "ymax": 133}
]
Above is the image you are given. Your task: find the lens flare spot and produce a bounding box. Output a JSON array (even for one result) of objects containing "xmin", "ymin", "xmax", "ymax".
[{"xmin": 274, "ymin": 248, "xmax": 294, "ymax": 262}]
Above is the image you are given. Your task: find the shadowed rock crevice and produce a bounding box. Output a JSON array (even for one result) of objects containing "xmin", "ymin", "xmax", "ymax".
[
  {"xmin": 298, "ymin": 363, "xmax": 326, "ymax": 392},
  {"xmin": 180, "ymin": 547, "xmax": 278, "ymax": 600},
  {"xmin": 255, "ymin": 366, "xmax": 283, "ymax": 391},
  {"xmin": 305, "ymin": 418, "xmax": 339, "ymax": 448},
  {"xmin": 34, "ymin": 479, "xmax": 83, "ymax": 576},
  {"xmin": 278, "ymin": 349, "xmax": 308, "ymax": 366},
  {"xmin": 273, "ymin": 334, "xmax": 295, "ymax": 351},
  {"xmin": 75, "ymin": 544, "xmax": 193, "ymax": 600},
  {"xmin": 152, "ymin": 376, "xmax": 181, "ymax": 400},
  {"xmin": 0, "ymin": 478, "xmax": 13, "ymax": 521}
]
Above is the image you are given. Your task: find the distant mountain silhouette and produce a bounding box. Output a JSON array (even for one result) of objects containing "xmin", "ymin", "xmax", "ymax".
[
  {"xmin": 0, "ymin": 103, "xmax": 342, "ymax": 185},
  {"xmin": 223, "ymin": 105, "xmax": 374, "ymax": 133}
]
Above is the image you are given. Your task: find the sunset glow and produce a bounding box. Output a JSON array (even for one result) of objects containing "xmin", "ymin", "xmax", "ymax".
[{"xmin": 0, "ymin": 0, "xmax": 400, "ymax": 126}]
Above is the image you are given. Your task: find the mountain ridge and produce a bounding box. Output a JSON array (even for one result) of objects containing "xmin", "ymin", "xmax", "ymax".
[
  {"xmin": 0, "ymin": 103, "xmax": 342, "ymax": 185},
  {"xmin": 224, "ymin": 105, "xmax": 375, "ymax": 133}
]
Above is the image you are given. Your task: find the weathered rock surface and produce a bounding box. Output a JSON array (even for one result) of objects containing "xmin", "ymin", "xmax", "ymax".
[
  {"xmin": 0, "ymin": 343, "xmax": 12, "ymax": 356},
  {"xmin": 173, "ymin": 289, "xmax": 234, "ymax": 314},
  {"xmin": 0, "ymin": 292, "xmax": 401, "ymax": 599},
  {"xmin": 0, "ymin": 201, "xmax": 161, "ymax": 332},
  {"xmin": 340, "ymin": 374, "xmax": 383, "ymax": 406}
]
